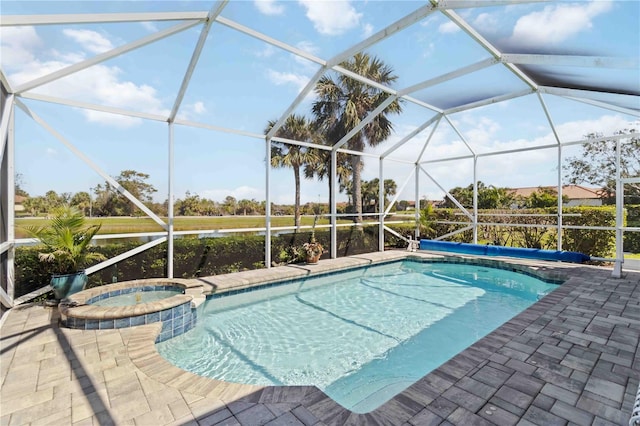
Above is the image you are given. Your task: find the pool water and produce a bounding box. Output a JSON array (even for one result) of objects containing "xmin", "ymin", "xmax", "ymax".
[
  {"xmin": 156, "ymin": 260, "xmax": 558, "ymax": 412},
  {"xmin": 92, "ymin": 290, "xmax": 181, "ymax": 307}
]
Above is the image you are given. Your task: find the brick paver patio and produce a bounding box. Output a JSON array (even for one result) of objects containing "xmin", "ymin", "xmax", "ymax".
[{"xmin": 1, "ymin": 251, "xmax": 639, "ymax": 425}]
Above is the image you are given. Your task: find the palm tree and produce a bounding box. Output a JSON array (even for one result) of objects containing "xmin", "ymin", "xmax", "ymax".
[
  {"xmin": 266, "ymin": 115, "xmax": 318, "ymax": 228},
  {"xmin": 303, "ymin": 147, "xmax": 352, "ymax": 214},
  {"xmin": 312, "ymin": 52, "xmax": 402, "ymax": 223}
]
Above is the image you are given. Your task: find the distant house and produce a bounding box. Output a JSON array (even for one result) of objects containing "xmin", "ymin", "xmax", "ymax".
[
  {"xmin": 509, "ymin": 185, "xmax": 602, "ymax": 207},
  {"xmin": 14, "ymin": 195, "xmax": 26, "ymax": 213}
]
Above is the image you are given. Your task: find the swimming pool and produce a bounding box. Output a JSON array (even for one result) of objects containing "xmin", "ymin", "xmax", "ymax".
[{"xmin": 156, "ymin": 259, "xmax": 559, "ymax": 413}]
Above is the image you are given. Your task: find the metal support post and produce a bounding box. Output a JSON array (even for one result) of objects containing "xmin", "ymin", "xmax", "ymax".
[
  {"xmin": 265, "ymin": 137, "xmax": 272, "ymax": 268},
  {"xmin": 167, "ymin": 123, "xmax": 174, "ymax": 278},
  {"xmin": 473, "ymin": 156, "xmax": 478, "ymax": 244},
  {"xmin": 331, "ymin": 150, "xmax": 337, "ymax": 258},
  {"xmin": 613, "ymin": 138, "xmax": 624, "ymax": 278},
  {"xmin": 378, "ymin": 159, "xmax": 384, "ymax": 251}
]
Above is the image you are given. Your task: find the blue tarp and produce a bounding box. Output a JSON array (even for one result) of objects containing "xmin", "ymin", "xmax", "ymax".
[{"xmin": 419, "ymin": 240, "xmax": 590, "ymax": 263}]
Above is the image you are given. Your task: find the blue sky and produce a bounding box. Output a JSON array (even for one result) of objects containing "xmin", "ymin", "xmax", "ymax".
[{"xmin": 1, "ymin": 0, "xmax": 639, "ymax": 206}]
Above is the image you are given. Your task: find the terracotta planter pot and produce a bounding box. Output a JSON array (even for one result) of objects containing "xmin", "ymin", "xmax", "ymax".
[{"xmin": 306, "ymin": 253, "xmax": 321, "ymax": 264}]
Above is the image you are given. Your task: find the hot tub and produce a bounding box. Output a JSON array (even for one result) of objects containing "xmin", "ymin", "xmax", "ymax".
[{"xmin": 59, "ymin": 278, "xmax": 202, "ymax": 342}]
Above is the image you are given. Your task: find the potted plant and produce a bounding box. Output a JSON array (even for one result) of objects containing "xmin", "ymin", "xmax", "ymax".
[
  {"xmin": 25, "ymin": 205, "xmax": 105, "ymax": 300},
  {"xmin": 303, "ymin": 216, "xmax": 325, "ymax": 264}
]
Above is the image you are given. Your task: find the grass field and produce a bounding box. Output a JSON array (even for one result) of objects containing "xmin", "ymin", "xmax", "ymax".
[{"xmin": 14, "ymin": 215, "xmax": 402, "ymax": 239}]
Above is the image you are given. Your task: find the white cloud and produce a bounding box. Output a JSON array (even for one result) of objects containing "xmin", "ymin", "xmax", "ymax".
[
  {"xmin": 192, "ymin": 101, "xmax": 206, "ymax": 114},
  {"xmin": 140, "ymin": 21, "xmax": 159, "ymax": 33},
  {"xmin": 292, "ymin": 41, "xmax": 322, "ymax": 71},
  {"xmin": 63, "ymin": 29, "xmax": 114, "ymax": 54},
  {"xmin": 255, "ymin": 44, "xmax": 277, "ymax": 58},
  {"xmin": 298, "ymin": 0, "xmax": 362, "ymax": 35},
  {"xmin": 84, "ymin": 110, "xmax": 142, "ymax": 128},
  {"xmin": 0, "ymin": 26, "xmax": 42, "ymax": 68},
  {"xmin": 2, "ymin": 26, "xmax": 169, "ymax": 128},
  {"xmin": 362, "ymin": 23, "xmax": 374, "ymax": 38},
  {"xmin": 50, "ymin": 49, "xmax": 86, "ymax": 64},
  {"xmin": 473, "ymin": 13, "xmax": 498, "ymax": 33},
  {"xmin": 296, "ymin": 40, "xmax": 319, "ymax": 56},
  {"xmin": 177, "ymin": 101, "xmax": 208, "ymax": 120},
  {"xmin": 438, "ymin": 21, "xmax": 460, "ymax": 34},
  {"xmin": 255, "ymin": 0, "xmax": 285, "ymax": 16},
  {"xmin": 422, "ymin": 42, "xmax": 436, "ymax": 58},
  {"xmin": 46, "ymin": 147, "xmax": 57, "ymax": 156},
  {"xmin": 509, "ymin": 1, "xmax": 613, "ymax": 46},
  {"xmin": 266, "ymin": 69, "xmax": 310, "ymax": 93}
]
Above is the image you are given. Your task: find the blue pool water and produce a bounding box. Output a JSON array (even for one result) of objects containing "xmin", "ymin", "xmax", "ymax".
[
  {"xmin": 92, "ymin": 290, "xmax": 181, "ymax": 307},
  {"xmin": 156, "ymin": 260, "xmax": 558, "ymax": 412}
]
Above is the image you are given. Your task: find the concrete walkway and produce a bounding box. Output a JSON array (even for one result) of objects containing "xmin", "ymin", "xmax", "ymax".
[{"xmin": 1, "ymin": 251, "xmax": 639, "ymax": 425}]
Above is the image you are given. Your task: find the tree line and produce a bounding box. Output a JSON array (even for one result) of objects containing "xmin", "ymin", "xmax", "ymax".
[{"xmin": 16, "ymin": 169, "xmax": 401, "ymax": 218}]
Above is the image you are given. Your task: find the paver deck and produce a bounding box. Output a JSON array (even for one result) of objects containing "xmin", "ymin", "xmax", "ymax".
[{"xmin": 1, "ymin": 251, "xmax": 639, "ymax": 425}]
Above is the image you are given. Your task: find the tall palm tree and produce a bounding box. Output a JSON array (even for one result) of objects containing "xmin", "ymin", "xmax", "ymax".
[
  {"xmin": 266, "ymin": 114, "xmax": 318, "ymax": 228},
  {"xmin": 303, "ymin": 147, "xmax": 352, "ymax": 214},
  {"xmin": 312, "ymin": 52, "xmax": 402, "ymax": 223}
]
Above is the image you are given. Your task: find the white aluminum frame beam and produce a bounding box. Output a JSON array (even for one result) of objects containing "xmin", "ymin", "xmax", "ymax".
[
  {"xmin": 328, "ymin": 3, "xmax": 437, "ymax": 68},
  {"xmin": 175, "ymin": 118, "xmax": 264, "ymax": 139},
  {"xmin": 167, "ymin": 123, "xmax": 175, "ymax": 278},
  {"xmin": 0, "ymin": 71, "xmax": 12, "ymax": 96},
  {"xmin": 444, "ymin": 115, "xmax": 475, "ymax": 155},
  {"xmin": 169, "ymin": 1, "xmax": 228, "ymax": 122},
  {"xmin": 84, "ymin": 237, "xmax": 167, "ymax": 275},
  {"xmin": 384, "ymin": 169, "xmax": 415, "ymax": 216},
  {"xmin": 613, "ymin": 137, "xmax": 623, "ymax": 278},
  {"xmin": 381, "ymin": 114, "xmax": 441, "ymax": 159},
  {"xmin": 537, "ymin": 92, "xmax": 564, "ymax": 250},
  {"xmin": 420, "ymin": 165, "xmax": 473, "ymax": 220},
  {"xmin": 399, "ymin": 58, "xmax": 498, "ymax": 96},
  {"xmin": 0, "ymin": 94, "xmax": 14, "ymax": 164},
  {"xmin": 14, "ymin": 20, "xmax": 201, "ymax": 94},
  {"xmin": 265, "ymin": 67, "xmax": 327, "ymax": 139},
  {"xmin": 265, "ymin": 137, "xmax": 272, "ymax": 268},
  {"xmin": 562, "ymin": 96, "xmax": 640, "ymax": 117},
  {"xmin": 419, "ymin": 132, "xmax": 640, "ymax": 165},
  {"xmin": 333, "ymin": 96, "xmax": 397, "ymax": 151},
  {"xmin": 15, "ymin": 98, "xmax": 168, "ymax": 229},
  {"xmin": 20, "ymin": 92, "xmax": 168, "ymax": 122},
  {"xmin": 379, "ymin": 159, "xmax": 385, "ymax": 251},
  {"xmin": 3, "ymin": 99, "xmax": 15, "ymax": 304},
  {"xmin": 437, "ymin": 0, "xmax": 549, "ymax": 8},
  {"xmin": 539, "ymin": 86, "xmax": 640, "ymax": 116},
  {"xmin": 440, "ymin": 9, "xmax": 538, "ymax": 90},
  {"xmin": 216, "ymin": 16, "xmax": 326, "ymax": 67},
  {"xmin": 417, "ymin": 116, "xmax": 443, "ymax": 163},
  {"xmin": 0, "ymin": 11, "xmax": 208, "ymax": 26},
  {"xmin": 501, "ymin": 54, "xmax": 639, "ymax": 69},
  {"xmin": 268, "ymin": 2, "xmax": 439, "ymax": 139},
  {"xmin": 444, "ymin": 88, "xmax": 534, "ymax": 115},
  {"xmin": 0, "ymin": 241, "xmax": 12, "ymax": 256}
]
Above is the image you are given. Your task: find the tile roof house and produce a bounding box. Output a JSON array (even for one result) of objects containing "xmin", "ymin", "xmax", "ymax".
[{"xmin": 509, "ymin": 185, "xmax": 603, "ymax": 207}]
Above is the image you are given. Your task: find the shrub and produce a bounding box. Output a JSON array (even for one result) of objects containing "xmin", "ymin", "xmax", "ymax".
[{"xmin": 14, "ymin": 227, "xmax": 381, "ymax": 298}]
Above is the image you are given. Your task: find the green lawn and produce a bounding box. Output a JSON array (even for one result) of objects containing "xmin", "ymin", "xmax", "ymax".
[{"xmin": 15, "ymin": 215, "xmax": 407, "ymax": 239}]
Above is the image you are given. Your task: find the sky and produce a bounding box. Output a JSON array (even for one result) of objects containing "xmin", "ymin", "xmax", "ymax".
[{"xmin": 1, "ymin": 0, "xmax": 639, "ymax": 207}]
